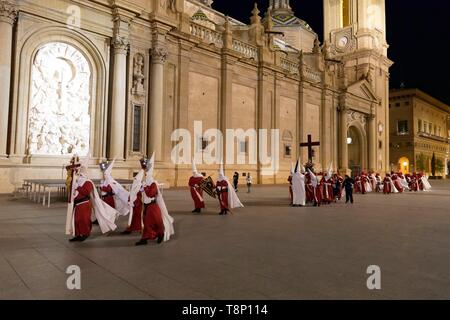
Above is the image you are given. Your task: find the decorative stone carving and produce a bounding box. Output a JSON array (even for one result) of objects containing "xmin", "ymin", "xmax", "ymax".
[
  {"xmin": 347, "ymin": 110, "xmax": 367, "ymax": 128},
  {"xmin": 112, "ymin": 35, "xmax": 129, "ymax": 53},
  {"xmin": 151, "ymin": 46, "xmax": 168, "ymax": 64},
  {"xmin": 0, "ymin": 0, "xmax": 17, "ymax": 25},
  {"xmin": 132, "ymin": 53, "xmax": 145, "ymax": 95},
  {"xmin": 28, "ymin": 42, "xmax": 91, "ymax": 156}
]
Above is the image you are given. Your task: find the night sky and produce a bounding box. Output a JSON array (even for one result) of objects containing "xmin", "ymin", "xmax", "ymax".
[{"xmin": 212, "ymin": 0, "xmax": 450, "ymax": 105}]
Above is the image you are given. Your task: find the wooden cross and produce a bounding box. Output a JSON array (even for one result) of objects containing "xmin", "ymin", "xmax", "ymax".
[{"xmin": 300, "ymin": 134, "xmax": 320, "ymax": 162}]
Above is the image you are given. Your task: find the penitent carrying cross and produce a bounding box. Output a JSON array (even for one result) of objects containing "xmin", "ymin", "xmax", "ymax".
[{"xmin": 300, "ymin": 134, "xmax": 320, "ymax": 162}]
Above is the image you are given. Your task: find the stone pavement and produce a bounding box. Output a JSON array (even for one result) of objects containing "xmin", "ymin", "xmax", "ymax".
[{"xmin": 1, "ymin": 181, "xmax": 450, "ymax": 300}]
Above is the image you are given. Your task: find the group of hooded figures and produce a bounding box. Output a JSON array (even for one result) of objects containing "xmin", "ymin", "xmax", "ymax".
[
  {"xmin": 66, "ymin": 153, "xmax": 174, "ymax": 246},
  {"xmin": 353, "ymin": 171, "xmax": 432, "ymax": 195},
  {"xmin": 188, "ymin": 161, "xmax": 244, "ymax": 215},
  {"xmin": 286, "ymin": 159, "xmax": 433, "ymax": 207},
  {"xmin": 66, "ymin": 154, "xmax": 244, "ymax": 246}
]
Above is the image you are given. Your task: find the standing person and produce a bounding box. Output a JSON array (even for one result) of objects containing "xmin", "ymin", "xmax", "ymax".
[
  {"xmin": 288, "ymin": 163, "xmax": 294, "ymax": 205},
  {"xmin": 291, "ymin": 160, "xmax": 306, "ymax": 207},
  {"xmin": 135, "ymin": 153, "xmax": 175, "ymax": 246},
  {"xmin": 216, "ymin": 164, "xmax": 244, "ymax": 215},
  {"xmin": 189, "ymin": 160, "xmax": 205, "ymax": 214},
  {"xmin": 375, "ymin": 173, "xmax": 383, "ymax": 193},
  {"xmin": 343, "ymin": 175, "xmax": 355, "ymax": 204},
  {"xmin": 246, "ymin": 173, "xmax": 253, "ymax": 193},
  {"xmin": 233, "ymin": 172, "xmax": 239, "ymax": 192},
  {"xmin": 383, "ymin": 173, "xmax": 398, "ymax": 194},
  {"xmin": 333, "ymin": 173, "xmax": 343, "ymax": 202},
  {"xmin": 66, "ymin": 157, "xmax": 118, "ymax": 242},
  {"xmin": 354, "ymin": 175, "xmax": 362, "ymax": 194},
  {"xmin": 307, "ymin": 169, "xmax": 321, "ymax": 207},
  {"xmin": 391, "ymin": 172, "xmax": 404, "ymax": 193},
  {"xmin": 321, "ymin": 172, "xmax": 334, "ymax": 205}
]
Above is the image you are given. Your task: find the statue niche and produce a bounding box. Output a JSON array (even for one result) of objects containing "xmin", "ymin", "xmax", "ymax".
[{"xmin": 132, "ymin": 53, "xmax": 145, "ymax": 96}]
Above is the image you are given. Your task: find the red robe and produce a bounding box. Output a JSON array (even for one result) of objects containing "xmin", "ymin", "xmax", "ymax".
[
  {"xmin": 189, "ymin": 176, "xmax": 205, "ymax": 209},
  {"xmin": 409, "ymin": 178, "xmax": 419, "ymax": 192},
  {"xmin": 360, "ymin": 175, "xmax": 368, "ymax": 194},
  {"xmin": 141, "ymin": 183, "xmax": 165, "ymax": 241},
  {"xmin": 74, "ymin": 180, "xmax": 94, "ymax": 237},
  {"xmin": 354, "ymin": 177, "xmax": 362, "ymax": 194},
  {"xmin": 383, "ymin": 177, "xmax": 392, "ymax": 194},
  {"xmin": 216, "ymin": 180, "xmax": 229, "ymax": 210},
  {"xmin": 392, "ymin": 174, "xmax": 404, "ymax": 193},
  {"xmin": 100, "ymin": 184, "xmax": 115, "ymax": 208},
  {"xmin": 321, "ymin": 177, "xmax": 333, "ymax": 204},
  {"xmin": 305, "ymin": 174, "xmax": 315, "ymax": 204},
  {"xmin": 127, "ymin": 192, "xmax": 143, "ymax": 233}
]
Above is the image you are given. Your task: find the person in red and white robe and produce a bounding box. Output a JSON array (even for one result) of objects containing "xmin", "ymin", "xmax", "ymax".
[
  {"xmin": 391, "ymin": 172, "xmax": 404, "ymax": 193},
  {"xmin": 189, "ymin": 161, "xmax": 205, "ymax": 214},
  {"xmin": 288, "ymin": 163, "xmax": 294, "ymax": 205},
  {"xmin": 321, "ymin": 173, "xmax": 334, "ymax": 205},
  {"xmin": 135, "ymin": 153, "xmax": 174, "ymax": 246},
  {"xmin": 216, "ymin": 164, "xmax": 244, "ymax": 215},
  {"xmin": 70, "ymin": 175, "xmax": 95, "ymax": 242},
  {"xmin": 66, "ymin": 157, "xmax": 118, "ymax": 242}
]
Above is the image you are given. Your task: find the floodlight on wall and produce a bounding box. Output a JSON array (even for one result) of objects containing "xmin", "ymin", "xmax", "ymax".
[
  {"xmin": 347, "ymin": 137, "xmax": 353, "ymax": 145},
  {"xmin": 403, "ymin": 162, "xmax": 408, "ymax": 167}
]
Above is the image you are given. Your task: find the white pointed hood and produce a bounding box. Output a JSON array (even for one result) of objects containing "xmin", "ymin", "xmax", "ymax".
[
  {"xmin": 145, "ymin": 152, "xmax": 155, "ymax": 184},
  {"xmin": 192, "ymin": 159, "xmax": 203, "ymax": 178}
]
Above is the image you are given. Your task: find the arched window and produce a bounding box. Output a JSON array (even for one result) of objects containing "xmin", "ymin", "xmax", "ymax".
[{"xmin": 28, "ymin": 42, "xmax": 91, "ymax": 156}]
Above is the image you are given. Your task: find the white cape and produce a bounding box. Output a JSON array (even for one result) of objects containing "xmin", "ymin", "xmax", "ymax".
[
  {"xmin": 102, "ymin": 177, "xmax": 130, "ymax": 217},
  {"xmin": 128, "ymin": 170, "xmax": 145, "ymax": 226},
  {"xmin": 292, "ymin": 173, "xmax": 306, "ymax": 206},
  {"xmin": 400, "ymin": 177, "xmax": 410, "ymax": 190},
  {"xmin": 222, "ymin": 177, "xmax": 244, "ymax": 209},
  {"xmin": 421, "ymin": 176, "xmax": 432, "ymax": 191},
  {"xmin": 155, "ymin": 182, "xmax": 175, "ymax": 242}
]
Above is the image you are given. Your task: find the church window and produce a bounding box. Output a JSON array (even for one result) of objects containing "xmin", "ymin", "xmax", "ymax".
[
  {"xmin": 284, "ymin": 144, "xmax": 292, "ymax": 158},
  {"xmin": 397, "ymin": 120, "xmax": 409, "ymax": 135},
  {"xmin": 418, "ymin": 119, "xmax": 422, "ymax": 132},
  {"xmin": 133, "ymin": 105, "xmax": 142, "ymax": 152},
  {"xmin": 28, "ymin": 42, "xmax": 91, "ymax": 156},
  {"xmin": 379, "ymin": 141, "xmax": 383, "ymax": 149}
]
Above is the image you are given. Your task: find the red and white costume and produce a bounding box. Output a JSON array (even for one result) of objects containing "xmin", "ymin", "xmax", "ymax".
[{"xmin": 189, "ymin": 162, "xmax": 205, "ymax": 211}]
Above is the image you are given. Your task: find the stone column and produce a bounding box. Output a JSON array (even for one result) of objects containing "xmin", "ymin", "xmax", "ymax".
[
  {"xmin": 110, "ymin": 38, "xmax": 128, "ymax": 160},
  {"xmin": 0, "ymin": 1, "xmax": 17, "ymax": 157},
  {"xmin": 367, "ymin": 113, "xmax": 377, "ymax": 172},
  {"xmin": 148, "ymin": 39, "xmax": 167, "ymax": 160},
  {"xmin": 339, "ymin": 106, "xmax": 349, "ymax": 174},
  {"xmin": 109, "ymin": 9, "xmax": 130, "ymax": 160}
]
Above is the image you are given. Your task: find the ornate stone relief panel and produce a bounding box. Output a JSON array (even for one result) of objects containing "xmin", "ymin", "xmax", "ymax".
[
  {"xmin": 347, "ymin": 110, "xmax": 367, "ymax": 128},
  {"xmin": 28, "ymin": 42, "xmax": 91, "ymax": 156}
]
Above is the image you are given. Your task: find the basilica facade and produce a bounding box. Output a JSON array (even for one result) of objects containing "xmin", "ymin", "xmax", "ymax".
[{"xmin": 0, "ymin": 0, "xmax": 392, "ymax": 192}]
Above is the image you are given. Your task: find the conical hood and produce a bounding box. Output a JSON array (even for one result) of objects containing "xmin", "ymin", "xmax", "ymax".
[
  {"xmin": 104, "ymin": 158, "xmax": 116, "ymax": 177},
  {"xmin": 147, "ymin": 152, "xmax": 155, "ymax": 177},
  {"xmin": 290, "ymin": 162, "xmax": 294, "ymax": 175},
  {"xmin": 294, "ymin": 158, "xmax": 300, "ymax": 173},
  {"xmin": 79, "ymin": 154, "xmax": 90, "ymax": 176}
]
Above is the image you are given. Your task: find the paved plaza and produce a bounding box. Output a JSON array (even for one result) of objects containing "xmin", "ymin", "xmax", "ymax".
[{"xmin": 1, "ymin": 181, "xmax": 450, "ymax": 300}]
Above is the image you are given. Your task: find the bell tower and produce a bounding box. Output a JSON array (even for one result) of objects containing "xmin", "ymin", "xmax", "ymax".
[
  {"xmin": 323, "ymin": 0, "xmax": 392, "ymax": 175},
  {"xmin": 323, "ymin": 0, "xmax": 387, "ymax": 55}
]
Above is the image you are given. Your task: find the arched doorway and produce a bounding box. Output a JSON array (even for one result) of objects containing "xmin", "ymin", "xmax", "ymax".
[
  {"xmin": 27, "ymin": 42, "xmax": 92, "ymax": 156},
  {"xmin": 348, "ymin": 126, "xmax": 363, "ymax": 176},
  {"xmin": 398, "ymin": 157, "xmax": 410, "ymax": 174}
]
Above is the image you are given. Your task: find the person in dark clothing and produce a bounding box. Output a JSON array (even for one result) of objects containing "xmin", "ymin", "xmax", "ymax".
[
  {"xmin": 233, "ymin": 172, "xmax": 239, "ymax": 192},
  {"xmin": 343, "ymin": 175, "xmax": 355, "ymax": 204}
]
